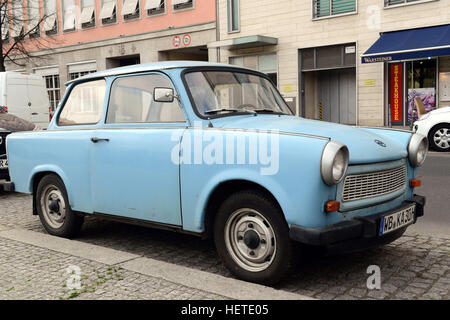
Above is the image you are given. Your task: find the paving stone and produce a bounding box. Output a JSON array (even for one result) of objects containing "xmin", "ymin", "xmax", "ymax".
[{"xmin": 0, "ymin": 191, "xmax": 449, "ymax": 300}]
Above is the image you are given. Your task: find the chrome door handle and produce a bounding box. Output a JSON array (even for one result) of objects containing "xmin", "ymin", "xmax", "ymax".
[{"xmin": 90, "ymin": 137, "xmax": 110, "ymax": 143}]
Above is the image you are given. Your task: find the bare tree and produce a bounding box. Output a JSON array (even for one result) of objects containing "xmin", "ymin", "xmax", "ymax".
[{"xmin": 0, "ymin": 0, "xmax": 55, "ymax": 71}]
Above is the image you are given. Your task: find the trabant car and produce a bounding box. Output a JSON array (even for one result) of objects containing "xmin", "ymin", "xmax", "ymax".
[{"xmin": 5, "ymin": 61, "xmax": 428, "ymax": 284}]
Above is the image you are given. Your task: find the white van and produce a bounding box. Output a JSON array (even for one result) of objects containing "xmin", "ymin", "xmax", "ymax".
[{"xmin": 0, "ymin": 72, "xmax": 50, "ymax": 128}]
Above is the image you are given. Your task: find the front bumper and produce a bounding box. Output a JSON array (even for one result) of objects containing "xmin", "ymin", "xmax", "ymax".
[{"xmin": 289, "ymin": 195, "xmax": 425, "ymax": 253}]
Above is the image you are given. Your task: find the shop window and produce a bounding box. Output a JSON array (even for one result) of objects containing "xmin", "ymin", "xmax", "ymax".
[
  {"xmin": 122, "ymin": 0, "xmax": 140, "ymax": 21},
  {"xmin": 313, "ymin": 0, "xmax": 356, "ymax": 19},
  {"xmin": 406, "ymin": 59, "xmax": 437, "ymax": 122},
  {"xmin": 173, "ymin": 0, "xmax": 193, "ymax": 11},
  {"xmin": 100, "ymin": 0, "xmax": 117, "ymax": 25},
  {"xmin": 80, "ymin": 0, "xmax": 96, "ymax": 29},
  {"xmin": 146, "ymin": 0, "xmax": 165, "ymax": 16},
  {"xmin": 43, "ymin": 0, "xmax": 58, "ymax": 36}
]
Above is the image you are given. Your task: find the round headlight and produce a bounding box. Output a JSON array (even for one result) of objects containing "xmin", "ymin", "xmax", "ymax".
[
  {"xmin": 408, "ymin": 134, "xmax": 428, "ymax": 168},
  {"xmin": 321, "ymin": 141, "xmax": 349, "ymax": 186}
]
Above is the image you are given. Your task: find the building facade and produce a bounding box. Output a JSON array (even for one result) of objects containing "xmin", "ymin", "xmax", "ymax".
[
  {"xmin": 211, "ymin": 0, "xmax": 450, "ymax": 126},
  {"xmin": 3, "ymin": 0, "xmax": 217, "ymax": 111}
]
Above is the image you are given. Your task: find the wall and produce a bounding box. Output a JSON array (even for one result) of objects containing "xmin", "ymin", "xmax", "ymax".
[{"xmin": 217, "ymin": 0, "xmax": 450, "ymax": 126}]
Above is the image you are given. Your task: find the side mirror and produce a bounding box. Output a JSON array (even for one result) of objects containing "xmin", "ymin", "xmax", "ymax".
[{"xmin": 154, "ymin": 87, "xmax": 175, "ymax": 103}]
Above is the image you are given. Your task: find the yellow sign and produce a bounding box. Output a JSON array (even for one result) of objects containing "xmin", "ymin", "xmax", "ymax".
[
  {"xmin": 364, "ymin": 80, "xmax": 376, "ymax": 87},
  {"xmin": 283, "ymin": 85, "xmax": 293, "ymax": 92}
]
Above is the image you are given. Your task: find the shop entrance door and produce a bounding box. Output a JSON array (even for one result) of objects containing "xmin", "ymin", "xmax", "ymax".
[{"xmin": 318, "ymin": 68, "xmax": 356, "ymax": 124}]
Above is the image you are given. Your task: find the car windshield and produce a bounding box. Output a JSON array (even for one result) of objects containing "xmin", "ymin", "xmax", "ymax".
[{"xmin": 184, "ymin": 70, "xmax": 293, "ymax": 117}]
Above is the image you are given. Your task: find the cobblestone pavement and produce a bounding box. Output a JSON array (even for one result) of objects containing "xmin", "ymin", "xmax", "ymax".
[{"xmin": 1, "ymin": 191, "xmax": 449, "ymax": 300}]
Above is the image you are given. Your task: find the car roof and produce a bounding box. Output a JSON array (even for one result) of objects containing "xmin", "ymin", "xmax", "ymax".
[{"xmin": 65, "ymin": 61, "xmax": 255, "ymax": 86}]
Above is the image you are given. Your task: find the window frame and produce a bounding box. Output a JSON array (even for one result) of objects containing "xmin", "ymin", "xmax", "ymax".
[
  {"xmin": 122, "ymin": 0, "xmax": 141, "ymax": 22},
  {"xmin": 227, "ymin": 0, "xmax": 240, "ymax": 33},
  {"xmin": 61, "ymin": 0, "xmax": 77, "ymax": 33},
  {"xmin": 28, "ymin": 0, "xmax": 42, "ymax": 39},
  {"xmin": 172, "ymin": 0, "xmax": 194, "ymax": 13},
  {"xmin": 43, "ymin": 0, "xmax": 58, "ymax": 36},
  {"xmin": 181, "ymin": 66, "xmax": 291, "ymax": 120},
  {"xmin": 56, "ymin": 78, "xmax": 107, "ymax": 127},
  {"xmin": 146, "ymin": 0, "xmax": 166, "ymax": 17},
  {"xmin": 383, "ymin": 0, "xmax": 438, "ymax": 9},
  {"xmin": 100, "ymin": 0, "xmax": 118, "ymax": 26},
  {"xmin": 104, "ymin": 72, "xmax": 186, "ymax": 125},
  {"xmin": 80, "ymin": 0, "xmax": 97, "ymax": 29},
  {"xmin": 312, "ymin": 0, "xmax": 357, "ymax": 20}
]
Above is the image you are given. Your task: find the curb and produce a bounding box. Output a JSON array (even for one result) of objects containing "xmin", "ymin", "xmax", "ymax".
[{"xmin": 0, "ymin": 226, "xmax": 313, "ymax": 300}]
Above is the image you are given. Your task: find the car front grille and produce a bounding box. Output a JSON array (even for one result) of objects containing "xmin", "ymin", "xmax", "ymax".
[{"xmin": 341, "ymin": 165, "xmax": 407, "ymax": 202}]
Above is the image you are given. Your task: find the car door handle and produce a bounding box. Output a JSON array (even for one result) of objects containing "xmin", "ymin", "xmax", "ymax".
[{"xmin": 90, "ymin": 137, "xmax": 110, "ymax": 143}]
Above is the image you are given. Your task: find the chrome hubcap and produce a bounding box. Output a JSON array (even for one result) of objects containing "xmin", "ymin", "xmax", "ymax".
[
  {"xmin": 41, "ymin": 185, "xmax": 66, "ymax": 229},
  {"xmin": 434, "ymin": 128, "xmax": 450, "ymax": 149},
  {"xmin": 224, "ymin": 208, "xmax": 276, "ymax": 272}
]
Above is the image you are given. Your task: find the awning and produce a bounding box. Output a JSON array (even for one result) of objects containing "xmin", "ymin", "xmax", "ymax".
[
  {"xmin": 208, "ymin": 35, "xmax": 278, "ymax": 50},
  {"xmin": 361, "ymin": 24, "xmax": 450, "ymax": 64}
]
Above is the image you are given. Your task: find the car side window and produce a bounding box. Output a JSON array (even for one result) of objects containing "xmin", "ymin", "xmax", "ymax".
[
  {"xmin": 106, "ymin": 74, "xmax": 185, "ymax": 124},
  {"xmin": 58, "ymin": 80, "xmax": 106, "ymax": 126}
]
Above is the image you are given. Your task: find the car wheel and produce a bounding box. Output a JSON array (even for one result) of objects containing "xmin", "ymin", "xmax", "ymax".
[
  {"xmin": 428, "ymin": 124, "xmax": 450, "ymax": 152},
  {"xmin": 213, "ymin": 190, "xmax": 294, "ymax": 285},
  {"xmin": 36, "ymin": 174, "xmax": 84, "ymax": 238}
]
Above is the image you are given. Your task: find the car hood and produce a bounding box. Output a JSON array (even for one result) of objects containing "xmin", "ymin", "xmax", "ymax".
[
  {"xmin": 212, "ymin": 115, "xmax": 409, "ymax": 164},
  {"xmin": 428, "ymin": 106, "xmax": 450, "ymax": 116}
]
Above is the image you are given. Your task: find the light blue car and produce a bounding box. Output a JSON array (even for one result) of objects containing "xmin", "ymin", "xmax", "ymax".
[{"xmin": 5, "ymin": 61, "xmax": 428, "ymax": 284}]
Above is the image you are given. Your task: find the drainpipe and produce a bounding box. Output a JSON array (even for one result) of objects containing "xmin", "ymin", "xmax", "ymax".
[{"xmin": 216, "ymin": 0, "xmax": 221, "ymax": 62}]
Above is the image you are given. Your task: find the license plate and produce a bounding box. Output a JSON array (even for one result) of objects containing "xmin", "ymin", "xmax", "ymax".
[
  {"xmin": 379, "ymin": 204, "xmax": 415, "ymax": 235},
  {"xmin": 0, "ymin": 159, "xmax": 8, "ymax": 169}
]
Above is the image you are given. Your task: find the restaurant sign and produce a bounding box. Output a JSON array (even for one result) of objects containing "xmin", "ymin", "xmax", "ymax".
[{"xmin": 390, "ymin": 63, "xmax": 403, "ymax": 124}]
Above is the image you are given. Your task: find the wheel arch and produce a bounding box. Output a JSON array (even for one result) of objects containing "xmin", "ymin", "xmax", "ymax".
[
  {"xmin": 202, "ymin": 179, "xmax": 285, "ymax": 239},
  {"xmin": 30, "ymin": 169, "xmax": 68, "ymax": 215}
]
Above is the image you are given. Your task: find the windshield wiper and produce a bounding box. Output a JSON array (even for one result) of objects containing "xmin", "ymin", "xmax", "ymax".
[
  {"xmin": 253, "ymin": 109, "xmax": 286, "ymax": 114},
  {"xmin": 204, "ymin": 108, "xmax": 239, "ymax": 115}
]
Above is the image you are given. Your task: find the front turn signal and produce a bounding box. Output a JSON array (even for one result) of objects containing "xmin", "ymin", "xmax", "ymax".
[
  {"xmin": 325, "ymin": 201, "xmax": 340, "ymax": 213},
  {"xmin": 410, "ymin": 179, "xmax": 421, "ymax": 188}
]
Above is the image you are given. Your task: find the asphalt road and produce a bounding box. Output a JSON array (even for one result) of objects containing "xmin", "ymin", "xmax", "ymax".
[{"xmin": 409, "ymin": 152, "xmax": 450, "ymax": 236}]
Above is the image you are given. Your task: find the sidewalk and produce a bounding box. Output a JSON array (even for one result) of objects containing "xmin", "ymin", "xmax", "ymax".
[{"xmin": 0, "ymin": 225, "xmax": 310, "ymax": 300}]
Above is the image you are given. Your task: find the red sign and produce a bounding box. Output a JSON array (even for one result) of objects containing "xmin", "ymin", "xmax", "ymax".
[
  {"xmin": 182, "ymin": 34, "xmax": 191, "ymax": 46},
  {"xmin": 390, "ymin": 63, "xmax": 403, "ymax": 123},
  {"xmin": 172, "ymin": 35, "xmax": 181, "ymax": 47}
]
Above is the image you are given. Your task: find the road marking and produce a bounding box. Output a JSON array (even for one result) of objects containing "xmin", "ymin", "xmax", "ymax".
[{"xmin": 0, "ymin": 227, "xmax": 313, "ymax": 300}]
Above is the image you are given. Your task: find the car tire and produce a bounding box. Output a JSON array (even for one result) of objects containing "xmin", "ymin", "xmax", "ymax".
[
  {"xmin": 428, "ymin": 124, "xmax": 450, "ymax": 152},
  {"xmin": 213, "ymin": 190, "xmax": 294, "ymax": 285},
  {"xmin": 36, "ymin": 174, "xmax": 84, "ymax": 238}
]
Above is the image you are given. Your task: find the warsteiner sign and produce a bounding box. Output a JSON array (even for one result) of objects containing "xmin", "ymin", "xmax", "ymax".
[{"xmin": 390, "ymin": 63, "xmax": 403, "ymax": 123}]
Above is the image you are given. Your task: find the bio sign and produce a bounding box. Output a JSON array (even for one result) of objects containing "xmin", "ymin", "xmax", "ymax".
[{"xmin": 390, "ymin": 63, "xmax": 403, "ymax": 124}]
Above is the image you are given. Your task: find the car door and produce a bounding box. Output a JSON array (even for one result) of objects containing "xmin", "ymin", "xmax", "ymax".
[{"xmin": 90, "ymin": 73, "xmax": 187, "ymax": 226}]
